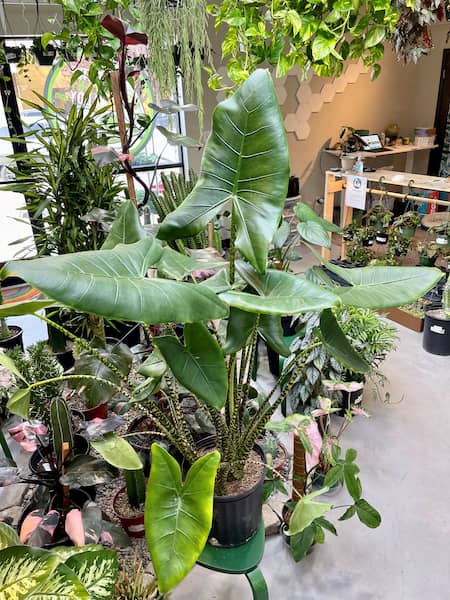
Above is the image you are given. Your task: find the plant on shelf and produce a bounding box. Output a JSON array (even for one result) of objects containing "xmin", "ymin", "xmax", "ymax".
[
  {"xmin": 429, "ymin": 220, "xmax": 450, "ymax": 247},
  {"xmin": 344, "ymin": 225, "xmax": 375, "ymax": 265},
  {"xmin": 391, "ymin": 211, "xmax": 421, "ymax": 239},
  {"xmin": 0, "ymin": 70, "xmax": 442, "ymax": 595},
  {"xmin": 387, "ymin": 227, "xmax": 413, "ymax": 261},
  {"xmin": 415, "ymin": 240, "xmax": 441, "ymax": 266},
  {"xmin": 365, "ymin": 204, "xmax": 393, "ymax": 233}
]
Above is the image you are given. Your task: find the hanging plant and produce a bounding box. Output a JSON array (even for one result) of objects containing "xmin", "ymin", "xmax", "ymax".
[{"xmin": 137, "ymin": 0, "xmax": 211, "ymax": 117}]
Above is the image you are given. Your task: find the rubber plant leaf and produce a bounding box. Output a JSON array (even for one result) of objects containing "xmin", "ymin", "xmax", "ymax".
[
  {"xmin": 324, "ymin": 262, "xmax": 443, "ymax": 309},
  {"xmin": 5, "ymin": 239, "xmax": 228, "ymax": 324},
  {"xmin": 220, "ymin": 264, "xmax": 338, "ymax": 314},
  {"xmin": 294, "ymin": 202, "xmax": 342, "ymax": 233},
  {"xmin": 155, "ymin": 323, "xmax": 228, "ymax": 409},
  {"xmin": 158, "ymin": 69, "xmax": 289, "ymax": 274},
  {"xmin": 0, "ymin": 546, "xmax": 89, "ymax": 599},
  {"xmin": 0, "ymin": 522, "xmax": 20, "ymax": 549},
  {"xmin": 101, "ymin": 199, "xmax": 146, "ymax": 249},
  {"xmin": 101, "ymin": 14, "xmax": 148, "ymax": 45},
  {"xmin": 145, "ymin": 444, "xmax": 220, "ymax": 593},
  {"xmin": 65, "ymin": 548, "xmax": 118, "ymax": 599},
  {"xmin": 319, "ymin": 308, "xmax": 369, "ymax": 373},
  {"xmin": 287, "ymin": 488, "xmax": 332, "ymax": 536},
  {"xmin": 91, "ymin": 433, "xmax": 143, "ymax": 470}
]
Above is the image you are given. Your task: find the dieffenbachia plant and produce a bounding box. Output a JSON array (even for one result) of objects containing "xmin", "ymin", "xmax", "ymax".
[{"xmin": 0, "ymin": 69, "xmax": 442, "ymax": 593}]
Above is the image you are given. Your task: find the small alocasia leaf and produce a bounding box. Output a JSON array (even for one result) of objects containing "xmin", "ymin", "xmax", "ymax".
[
  {"xmin": 287, "ymin": 489, "xmax": 332, "ymax": 535},
  {"xmin": 355, "ymin": 499, "xmax": 381, "ymax": 528},
  {"xmin": 294, "ymin": 202, "xmax": 342, "ymax": 233},
  {"xmin": 145, "ymin": 444, "xmax": 220, "ymax": 593},
  {"xmin": 297, "ymin": 221, "xmax": 332, "ymax": 249},
  {"xmin": 65, "ymin": 548, "xmax": 118, "ymax": 600},
  {"xmin": 155, "ymin": 323, "xmax": 228, "ymax": 409},
  {"xmin": 325, "ymin": 262, "xmax": 443, "ymax": 309},
  {"xmin": 0, "ymin": 522, "xmax": 20, "ymax": 549},
  {"xmin": 101, "ymin": 200, "xmax": 146, "ymax": 249},
  {"xmin": 258, "ymin": 314, "xmax": 291, "ymax": 357},
  {"xmin": 223, "ymin": 307, "xmax": 257, "ymax": 354},
  {"xmin": 319, "ymin": 309, "xmax": 369, "ymax": 373},
  {"xmin": 91, "ymin": 433, "xmax": 143, "ymax": 470},
  {"xmin": 158, "ymin": 70, "xmax": 289, "ymax": 275},
  {"xmin": 7, "ymin": 388, "xmax": 31, "ymax": 419}
]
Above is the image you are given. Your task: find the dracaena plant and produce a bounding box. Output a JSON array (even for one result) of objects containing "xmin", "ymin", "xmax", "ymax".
[{"xmin": 0, "ymin": 69, "xmax": 443, "ymax": 593}]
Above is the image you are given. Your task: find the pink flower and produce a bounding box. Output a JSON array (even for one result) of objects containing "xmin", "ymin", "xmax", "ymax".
[{"xmin": 352, "ymin": 406, "xmax": 370, "ymax": 418}]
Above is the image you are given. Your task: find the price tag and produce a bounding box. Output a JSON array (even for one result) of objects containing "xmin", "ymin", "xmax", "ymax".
[{"xmin": 345, "ymin": 175, "xmax": 367, "ymax": 209}]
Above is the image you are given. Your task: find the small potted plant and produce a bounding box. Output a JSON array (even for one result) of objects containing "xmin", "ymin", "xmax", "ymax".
[
  {"xmin": 112, "ymin": 467, "xmax": 147, "ymax": 538},
  {"xmin": 0, "ymin": 287, "xmax": 23, "ymax": 351},
  {"xmin": 416, "ymin": 240, "xmax": 441, "ymax": 266},
  {"xmin": 31, "ymin": 38, "xmax": 57, "ymax": 66},
  {"xmin": 387, "ymin": 227, "xmax": 412, "ymax": 261},
  {"xmin": 365, "ymin": 204, "xmax": 393, "ymax": 242},
  {"xmin": 392, "ymin": 211, "xmax": 421, "ymax": 239},
  {"xmin": 430, "ymin": 221, "xmax": 450, "ymax": 248}
]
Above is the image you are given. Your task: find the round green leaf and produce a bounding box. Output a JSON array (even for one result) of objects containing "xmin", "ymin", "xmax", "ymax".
[{"xmin": 91, "ymin": 433, "xmax": 143, "ymax": 470}]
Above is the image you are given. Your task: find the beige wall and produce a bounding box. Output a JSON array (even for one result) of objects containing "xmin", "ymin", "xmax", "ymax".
[{"xmin": 187, "ymin": 22, "xmax": 450, "ymax": 205}]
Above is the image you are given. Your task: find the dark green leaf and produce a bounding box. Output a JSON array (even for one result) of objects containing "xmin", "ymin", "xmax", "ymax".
[
  {"xmin": 102, "ymin": 200, "xmax": 145, "ymax": 249},
  {"xmin": 155, "ymin": 323, "xmax": 228, "ymax": 409},
  {"xmin": 158, "ymin": 70, "xmax": 289, "ymax": 274},
  {"xmin": 7, "ymin": 388, "xmax": 31, "ymax": 419},
  {"xmin": 290, "ymin": 523, "xmax": 315, "ymax": 562},
  {"xmin": 258, "ymin": 314, "xmax": 291, "ymax": 357},
  {"xmin": 315, "ymin": 516, "xmax": 337, "ymax": 536},
  {"xmin": 343, "ymin": 467, "xmax": 362, "ymax": 501},
  {"xmin": 320, "ymin": 309, "xmax": 369, "ymax": 373},
  {"xmin": 223, "ymin": 307, "xmax": 257, "ymax": 354},
  {"xmin": 355, "ymin": 499, "xmax": 381, "ymax": 528},
  {"xmin": 338, "ymin": 504, "xmax": 356, "ymax": 521},
  {"xmin": 364, "ymin": 26, "xmax": 385, "ymax": 48},
  {"xmin": 345, "ymin": 448, "xmax": 357, "ymax": 462},
  {"xmin": 323, "ymin": 464, "xmax": 343, "ymax": 488}
]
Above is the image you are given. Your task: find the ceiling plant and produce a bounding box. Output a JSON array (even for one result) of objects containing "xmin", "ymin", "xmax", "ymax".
[{"xmin": 0, "ymin": 69, "xmax": 443, "ymax": 595}]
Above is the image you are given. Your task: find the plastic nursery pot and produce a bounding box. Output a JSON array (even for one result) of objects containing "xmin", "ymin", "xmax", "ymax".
[
  {"xmin": 419, "ymin": 255, "xmax": 437, "ymax": 267},
  {"xmin": 399, "ymin": 226, "xmax": 417, "ymax": 239},
  {"xmin": 82, "ymin": 401, "xmax": 108, "ymax": 421},
  {"xmin": 435, "ymin": 235, "xmax": 449, "ymax": 247},
  {"xmin": 423, "ymin": 309, "xmax": 450, "ymax": 356},
  {"xmin": 197, "ymin": 436, "xmax": 266, "ymax": 547},
  {"xmin": 55, "ymin": 348, "xmax": 75, "ymax": 370},
  {"xmin": 375, "ymin": 233, "xmax": 389, "ymax": 245},
  {"xmin": 126, "ymin": 416, "xmax": 159, "ymax": 477},
  {"xmin": 112, "ymin": 485, "xmax": 145, "ymax": 538},
  {"xmin": 29, "ymin": 434, "xmax": 90, "ymax": 481},
  {"xmin": 0, "ymin": 325, "xmax": 24, "ymax": 351}
]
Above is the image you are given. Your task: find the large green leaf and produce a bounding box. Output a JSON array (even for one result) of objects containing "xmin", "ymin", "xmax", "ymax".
[
  {"xmin": 65, "ymin": 549, "xmax": 118, "ymax": 600},
  {"xmin": 7, "ymin": 388, "xmax": 31, "ymax": 420},
  {"xmin": 91, "ymin": 433, "xmax": 143, "ymax": 470},
  {"xmin": 145, "ymin": 444, "xmax": 220, "ymax": 593},
  {"xmin": 0, "ymin": 522, "xmax": 20, "ymax": 549},
  {"xmin": 155, "ymin": 247, "xmax": 224, "ymax": 281},
  {"xmin": 326, "ymin": 263, "xmax": 443, "ymax": 308},
  {"xmin": 220, "ymin": 266, "xmax": 338, "ymax": 314},
  {"xmin": 158, "ymin": 70, "xmax": 289, "ymax": 274},
  {"xmin": 294, "ymin": 202, "xmax": 342, "ymax": 233},
  {"xmin": 297, "ymin": 221, "xmax": 331, "ymax": 249},
  {"xmin": 5, "ymin": 239, "xmax": 228, "ymax": 324},
  {"xmin": 101, "ymin": 199, "xmax": 145, "ymax": 249},
  {"xmin": 258, "ymin": 314, "xmax": 291, "ymax": 356},
  {"xmin": 319, "ymin": 309, "xmax": 369, "ymax": 373},
  {"xmin": 155, "ymin": 323, "xmax": 228, "ymax": 409},
  {"xmin": 223, "ymin": 307, "xmax": 257, "ymax": 354},
  {"xmin": 0, "ymin": 546, "xmax": 89, "ymax": 599},
  {"xmin": 287, "ymin": 489, "xmax": 332, "ymax": 535}
]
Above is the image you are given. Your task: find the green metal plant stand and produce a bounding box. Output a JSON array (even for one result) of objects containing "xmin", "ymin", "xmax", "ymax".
[{"xmin": 197, "ymin": 521, "xmax": 269, "ymax": 600}]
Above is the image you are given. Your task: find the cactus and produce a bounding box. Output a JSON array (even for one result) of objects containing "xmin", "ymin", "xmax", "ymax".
[
  {"xmin": 50, "ymin": 397, "xmax": 74, "ymax": 471},
  {"xmin": 124, "ymin": 468, "xmax": 146, "ymax": 508}
]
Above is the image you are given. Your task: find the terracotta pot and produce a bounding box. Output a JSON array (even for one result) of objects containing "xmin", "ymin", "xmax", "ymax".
[
  {"xmin": 82, "ymin": 401, "xmax": 108, "ymax": 421},
  {"xmin": 113, "ymin": 485, "xmax": 145, "ymax": 538}
]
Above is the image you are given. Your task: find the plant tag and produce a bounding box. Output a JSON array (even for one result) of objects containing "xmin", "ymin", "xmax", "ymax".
[
  {"xmin": 430, "ymin": 325, "xmax": 445, "ymax": 335},
  {"xmin": 345, "ymin": 175, "xmax": 367, "ymax": 209},
  {"xmin": 436, "ymin": 237, "xmax": 448, "ymax": 245},
  {"xmin": 43, "ymin": 462, "xmax": 51, "ymax": 472}
]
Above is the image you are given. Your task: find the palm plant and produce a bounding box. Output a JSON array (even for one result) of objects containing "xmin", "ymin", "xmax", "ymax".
[{"xmin": 0, "ymin": 70, "xmax": 443, "ymax": 595}]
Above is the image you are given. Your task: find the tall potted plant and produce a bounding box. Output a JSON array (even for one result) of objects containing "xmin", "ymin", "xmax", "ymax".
[{"xmin": 0, "ymin": 70, "xmax": 443, "ymax": 596}]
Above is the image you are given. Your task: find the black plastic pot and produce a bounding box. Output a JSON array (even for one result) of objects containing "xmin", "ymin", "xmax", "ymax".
[
  {"xmin": 32, "ymin": 41, "xmax": 57, "ymax": 66},
  {"xmin": 0, "ymin": 325, "xmax": 24, "ymax": 351},
  {"xmin": 375, "ymin": 233, "xmax": 388, "ymax": 245},
  {"xmin": 126, "ymin": 416, "xmax": 157, "ymax": 477},
  {"xmin": 197, "ymin": 437, "xmax": 266, "ymax": 547},
  {"xmin": 423, "ymin": 309, "xmax": 450, "ymax": 356},
  {"xmin": 266, "ymin": 316, "xmax": 297, "ymax": 376},
  {"xmin": 419, "ymin": 255, "xmax": 437, "ymax": 267},
  {"xmin": 29, "ymin": 434, "xmax": 90, "ymax": 481},
  {"xmin": 55, "ymin": 348, "xmax": 75, "ymax": 370}
]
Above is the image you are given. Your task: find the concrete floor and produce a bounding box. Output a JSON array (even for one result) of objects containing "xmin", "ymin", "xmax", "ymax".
[{"xmin": 174, "ymin": 324, "xmax": 450, "ymax": 600}]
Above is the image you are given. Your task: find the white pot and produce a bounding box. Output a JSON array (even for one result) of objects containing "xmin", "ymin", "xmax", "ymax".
[{"xmin": 341, "ymin": 154, "xmax": 356, "ymax": 171}]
